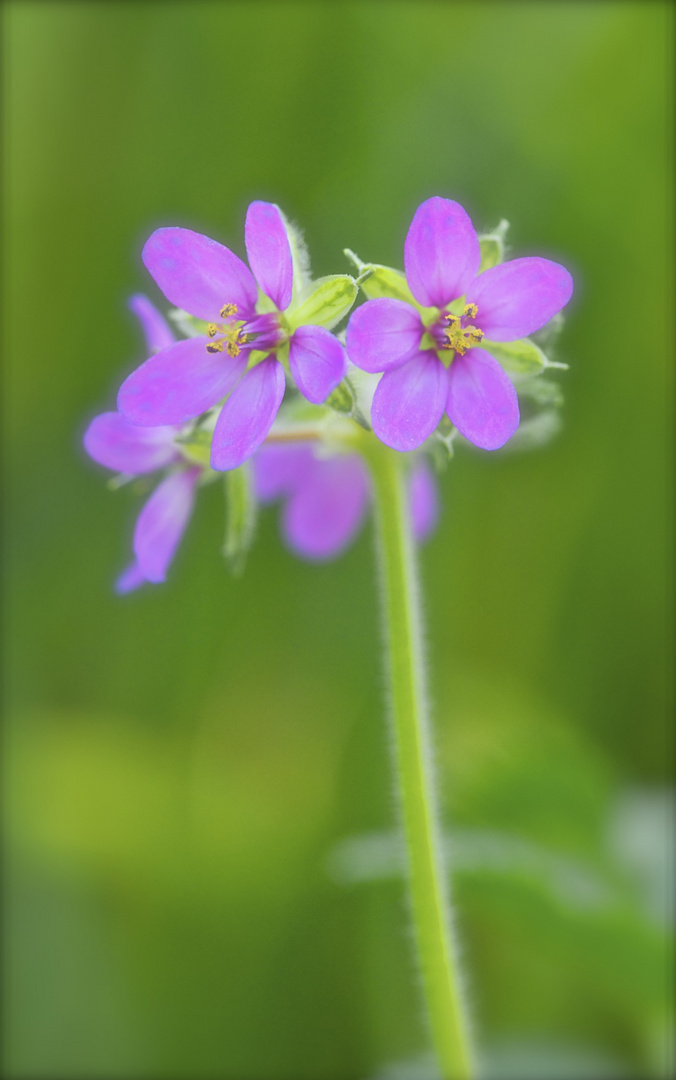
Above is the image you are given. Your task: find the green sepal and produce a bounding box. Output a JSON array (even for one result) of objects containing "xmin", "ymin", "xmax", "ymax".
[
  {"xmin": 325, "ymin": 379, "xmax": 355, "ymax": 416},
  {"xmin": 287, "ymin": 275, "xmax": 358, "ymax": 331},
  {"xmin": 277, "ymin": 339, "xmax": 290, "ymax": 372},
  {"xmin": 175, "ymin": 428, "xmax": 212, "ymax": 467},
  {"xmin": 247, "ymin": 339, "xmax": 289, "ymax": 372},
  {"xmin": 503, "ymin": 410, "xmax": 562, "ymax": 451},
  {"xmin": 481, "ymin": 337, "xmax": 547, "ymax": 375},
  {"xmin": 532, "ymin": 311, "xmax": 564, "ymax": 349},
  {"xmin": 362, "ymin": 266, "xmax": 415, "ymax": 305},
  {"xmin": 516, "ymin": 376, "xmax": 564, "ymax": 408},
  {"xmin": 344, "ymin": 249, "xmax": 436, "ymax": 320},
  {"xmin": 477, "ymin": 219, "xmax": 509, "ymax": 273},
  {"xmin": 427, "ymin": 415, "xmax": 457, "ymax": 468},
  {"xmin": 325, "ymin": 372, "xmax": 370, "ymax": 429},
  {"xmin": 222, "ymin": 463, "xmax": 257, "ymax": 577},
  {"xmin": 342, "ymin": 367, "xmax": 377, "ymax": 430},
  {"xmin": 107, "ymin": 472, "xmax": 136, "ymax": 491},
  {"xmin": 279, "ymin": 210, "xmax": 312, "ymax": 295},
  {"xmin": 168, "ymin": 309, "xmax": 209, "ymax": 338},
  {"xmin": 255, "ymin": 290, "xmax": 277, "ymax": 315}
]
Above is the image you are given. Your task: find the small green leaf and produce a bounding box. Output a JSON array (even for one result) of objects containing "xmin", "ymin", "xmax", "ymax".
[
  {"xmin": 477, "ymin": 219, "xmax": 509, "ymax": 273},
  {"xmin": 482, "ymin": 336, "xmax": 546, "ymax": 375},
  {"xmin": 287, "ymin": 275, "xmax": 358, "ymax": 331},
  {"xmin": 222, "ymin": 464, "xmax": 257, "ymax": 577}
]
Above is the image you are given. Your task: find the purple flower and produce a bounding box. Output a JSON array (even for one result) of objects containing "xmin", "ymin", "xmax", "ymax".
[
  {"xmin": 84, "ymin": 297, "xmax": 202, "ymax": 592},
  {"xmin": 84, "ymin": 409, "xmax": 200, "ymax": 592},
  {"xmin": 253, "ymin": 443, "xmax": 438, "ymax": 561},
  {"xmin": 346, "ymin": 197, "xmax": 573, "ymax": 452},
  {"xmin": 117, "ymin": 202, "xmax": 349, "ymax": 472}
]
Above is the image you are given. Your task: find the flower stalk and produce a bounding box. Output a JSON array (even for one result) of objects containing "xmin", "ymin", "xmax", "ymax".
[{"xmin": 359, "ymin": 432, "xmax": 473, "ymax": 1080}]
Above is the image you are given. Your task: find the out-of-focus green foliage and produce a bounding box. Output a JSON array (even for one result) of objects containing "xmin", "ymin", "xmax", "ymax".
[{"xmin": 3, "ymin": 2, "xmax": 672, "ymax": 1078}]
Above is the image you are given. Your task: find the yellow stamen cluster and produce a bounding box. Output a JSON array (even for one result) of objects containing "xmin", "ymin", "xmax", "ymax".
[
  {"xmin": 442, "ymin": 303, "xmax": 484, "ymax": 356},
  {"xmin": 205, "ymin": 303, "xmax": 249, "ymax": 357}
]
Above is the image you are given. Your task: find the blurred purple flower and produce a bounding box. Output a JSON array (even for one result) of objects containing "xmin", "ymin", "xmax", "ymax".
[
  {"xmin": 84, "ymin": 409, "xmax": 200, "ymax": 592},
  {"xmin": 118, "ymin": 202, "xmax": 347, "ymax": 472},
  {"xmin": 346, "ymin": 196, "xmax": 573, "ymax": 452},
  {"xmin": 84, "ymin": 296, "xmax": 200, "ymax": 592},
  {"xmin": 118, "ymin": 467, "xmax": 200, "ymax": 591},
  {"xmin": 253, "ymin": 444, "xmax": 438, "ymax": 561}
]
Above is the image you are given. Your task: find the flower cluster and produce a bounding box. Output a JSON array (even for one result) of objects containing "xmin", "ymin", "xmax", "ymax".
[{"xmin": 83, "ymin": 198, "xmax": 573, "ymax": 589}]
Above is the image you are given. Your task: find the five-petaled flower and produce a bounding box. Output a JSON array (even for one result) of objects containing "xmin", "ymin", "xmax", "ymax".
[
  {"xmin": 346, "ymin": 196, "xmax": 573, "ymax": 452},
  {"xmin": 253, "ymin": 444, "xmax": 438, "ymax": 561},
  {"xmin": 85, "ymin": 296, "xmax": 203, "ymax": 592},
  {"xmin": 118, "ymin": 201, "xmax": 348, "ymax": 472}
]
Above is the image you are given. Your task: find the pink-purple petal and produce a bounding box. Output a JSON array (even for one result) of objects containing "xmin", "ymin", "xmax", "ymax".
[
  {"xmin": 404, "ymin": 197, "xmax": 481, "ymax": 309},
  {"xmin": 253, "ymin": 444, "xmax": 316, "ymax": 501},
  {"xmin": 288, "ymin": 325, "xmax": 347, "ymax": 404},
  {"xmin": 282, "ymin": 455, "xmax": 370, "ymax": 561},
  {"xmin": 118, "ymin": 336, "xmax": 247, "ymax": 426},
  {"xmin": 142, "ymin": 227, "xmax": 258, "ymax": 323},
  {"xmin": 371, "ymin": 351, "xmax": 448, "ymax": 453},
  {"xmin": 83, "ymin": 412, "xmax": 179, "ymax": 474},
  {"xmin": 244, "ymin": 201, "xmax": 293, "ymax": 312},
  {"xmin": 128, "ymin": 294, "xmax": 175, "ymax": 354},
  {"xmin": 115, "ymin": 562, "xmax": 148, "ymax": 595},
  {"xmin": 210, "ymin": 357, "xmax": 286, "ymax": 471},
  {"xmin": 409, "ymin": 459, "xmax": 439, "ymax": 542},
  {"xmin": 466, "ymin": 257, "xmax": 574, "ymax": 341},
  {"xmin": 446, "ymin": 349, "xmax": 520, "ymax": 451},
  {"xmin": 346, "ymin": 298, "xmax": 423, "ymax": 374},
  {"xmin": 133, "ymin": 468, "xmax": 200, "ymax": 584}
]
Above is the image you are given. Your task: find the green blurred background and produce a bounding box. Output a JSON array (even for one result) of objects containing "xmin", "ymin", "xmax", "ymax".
[{"xmin": 3, "ymin": 2, "xmax": 673, "ymax": 1077}]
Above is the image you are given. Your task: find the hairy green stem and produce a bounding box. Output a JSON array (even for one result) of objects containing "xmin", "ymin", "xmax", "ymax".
[{"xmin": 363, "ymin": 437, "xmax": 473, "ymax": 1080}]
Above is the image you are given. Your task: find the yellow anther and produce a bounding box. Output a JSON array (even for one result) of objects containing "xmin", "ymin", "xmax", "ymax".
[
  {"xmin": 220, "ymin": 303, "xmax": 238, "ymax": 318},
  {"xmin": 225, "ymin": 341, "xmax": 240, "ymax": 358},
  {"xmin": 207, "ymin": 323, "xmax": 218, "ymax": 337},
  {"xmin": 206, "ymin": 340, "xmax": 224, "ymax": 354},
  {"xmin": 463, "ymin": 302, "xmax": 478, "ymax": 319},
  {"xmin": 443, "ymin": 317, "xmax": 483, "ymax": 356}
]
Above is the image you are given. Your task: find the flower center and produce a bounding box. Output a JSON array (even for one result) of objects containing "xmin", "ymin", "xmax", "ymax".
[
  {"xmin": 440, "ymin": 303, "xmax": 484, "ymax": 356},
  {"xmin": 205, "ymin": 304, "xmax": 286, "ymax": 360},
  {"xmin": 206, "ymin": 304, "xmax": 251, "ymax": 358}
]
